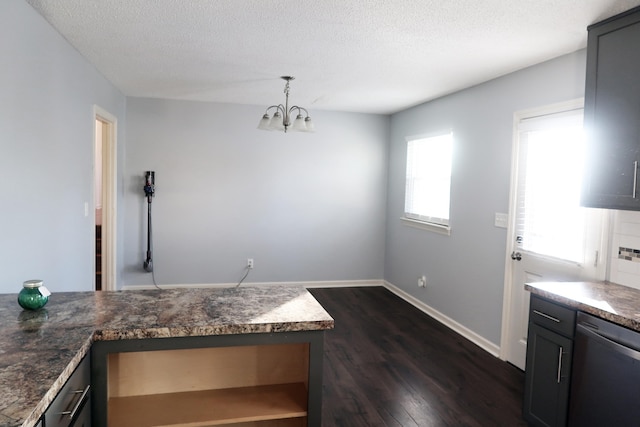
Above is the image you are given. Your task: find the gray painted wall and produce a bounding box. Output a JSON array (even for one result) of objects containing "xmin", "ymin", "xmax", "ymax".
[
  {"xmin": 384, "ymin": 50, "xmax": 587, "ymax": 346},
  {"xmin": 0, "ymin": 1, "xmax": 126, "ymax": 293},
  {"xmin": 123, "ymin": 98, "xmax": 389, "ymax": 287}
]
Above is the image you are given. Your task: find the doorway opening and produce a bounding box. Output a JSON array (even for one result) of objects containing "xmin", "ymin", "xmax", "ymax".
[{"xmin": 94, "ymin": 106, "xmax": 117, "ymax": 291}]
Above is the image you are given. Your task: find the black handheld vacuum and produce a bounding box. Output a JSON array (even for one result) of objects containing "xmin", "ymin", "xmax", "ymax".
[{"xmin": 143, "ymin": 171, "xmax": 155, "ymax": 272}]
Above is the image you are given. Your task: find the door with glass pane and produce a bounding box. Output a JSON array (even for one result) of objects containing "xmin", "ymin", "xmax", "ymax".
[{"xmin": 504, "ymin": 101, "xmax": 607, "ymax": 370}]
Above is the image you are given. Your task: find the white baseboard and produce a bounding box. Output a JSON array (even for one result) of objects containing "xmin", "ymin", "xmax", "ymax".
[
  {"xmin": 121, "ymin": 278, "xmax": 500, "ymax": 358},
  {"xmin": 121, "ymin": 279, "xmax": 384, "ymax": 291},
  {"xmin": 382, "ymin": 281, "xmax": 501, "ymax": 358},
  {"xmin": 302, "ymin": 279, "xmax": 384, "ymax": 288},
  {"xmin": 122, "ymin": 282, "xmax": 230, "ymax": 291}
]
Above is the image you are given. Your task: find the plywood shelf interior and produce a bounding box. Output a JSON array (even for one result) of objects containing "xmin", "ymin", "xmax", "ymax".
[
  {"xmin": 107, "ymin": 343, "xmax": 310, "ymax": 427},
  {"xmin": 108, "ymin": 382, "xmax": 307, "ymax": 427}
]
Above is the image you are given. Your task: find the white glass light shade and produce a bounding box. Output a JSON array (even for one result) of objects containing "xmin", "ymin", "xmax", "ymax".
[
  {"xmin": 292, "ymin": 114, "xmax": 307, "ymax": 132},
  {"xmin": 269, "ymin": 111, "xmax": 285, "ymax": 131},
  {"xmin": 257, "ymin": 114, "xmax": 271, "ymax": 130},
  {"xmin": 304, "ymin": 117, "xmax": 315, "ymax": 132}
]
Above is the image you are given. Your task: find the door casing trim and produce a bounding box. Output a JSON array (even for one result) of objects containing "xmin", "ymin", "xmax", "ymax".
[{"xmin": 94, "ymin": 105, "xmax": 117, "ymax": 291}]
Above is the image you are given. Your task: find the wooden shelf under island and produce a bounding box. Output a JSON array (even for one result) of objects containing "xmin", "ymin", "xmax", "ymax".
[{"xmin": 108, "ymin": 383, "xmax": 308, "ymax": 427}]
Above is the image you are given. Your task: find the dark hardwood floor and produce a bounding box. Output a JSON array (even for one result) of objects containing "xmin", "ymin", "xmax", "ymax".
[{"xmin": 308, "ymin": 287, "xmax": 528, "ymax": 427}]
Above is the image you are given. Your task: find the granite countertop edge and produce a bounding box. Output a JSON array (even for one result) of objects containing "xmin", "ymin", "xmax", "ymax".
[
  {"xmin": 92, "ymin": 320, "xmax": 335, "ymax": 341},
  {"xmin": 20, "ymin": 336, "xmax": 93, "ymax": 427},
  {"xmin": 525, "ymin": 280, "xmax": 640, "ymax": 332}
]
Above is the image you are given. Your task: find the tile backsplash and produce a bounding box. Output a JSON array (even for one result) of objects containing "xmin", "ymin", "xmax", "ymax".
[
  {"xmin": 618, "ymin": 247, "xmax": 640, "ymax": 262},
  {"xmin": 610, "ymin": 210, "xmax": 640, "ymax": 290}
]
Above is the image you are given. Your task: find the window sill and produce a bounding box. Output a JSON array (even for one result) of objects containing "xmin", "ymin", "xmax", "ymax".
[{"xmin": 400, "ymin": 217, "xmax": 451, "ymax": 236}]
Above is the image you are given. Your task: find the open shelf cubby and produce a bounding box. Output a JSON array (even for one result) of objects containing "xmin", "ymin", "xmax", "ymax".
[{"xmin": 106, "ymin": 343, "xmax": 310, "ymax": 427}]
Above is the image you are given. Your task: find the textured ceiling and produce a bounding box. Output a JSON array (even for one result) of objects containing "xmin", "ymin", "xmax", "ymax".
[{"xmin": 25, "ymin": 0, "xmax": 640, "ymax": 114}]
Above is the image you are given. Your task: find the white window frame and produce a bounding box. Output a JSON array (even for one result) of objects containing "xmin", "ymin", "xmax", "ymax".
[{"xmin": 401, "ymin": 131, "xmax": 453, "ymax": 236}]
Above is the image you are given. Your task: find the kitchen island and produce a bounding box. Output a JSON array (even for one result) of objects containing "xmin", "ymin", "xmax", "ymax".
[{"xmin": 0, "ymin": 286, "xmax": 334, "ymax": 427}]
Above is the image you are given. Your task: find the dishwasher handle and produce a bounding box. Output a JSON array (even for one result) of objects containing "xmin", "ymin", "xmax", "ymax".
[{"xmin": 577, "ymin": 323, "xmax": 640, "ymax": 361}]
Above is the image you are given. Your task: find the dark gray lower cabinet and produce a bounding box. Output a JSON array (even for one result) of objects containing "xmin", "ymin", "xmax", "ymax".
[
  {"xmin": 44, "ymin": 355, "xmax": 91, "ymax": 427},
  {"xmin": 524, "ymin": 323, "xmax": 573, "ymax": 426},
  {"xmin": 523, "ymin": 296, "xmax": 576, "ymax": 427}
]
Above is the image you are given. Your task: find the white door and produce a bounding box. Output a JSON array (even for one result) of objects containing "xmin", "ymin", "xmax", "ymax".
[{"xmin": 501, "ymin": 100, "xmax": 608, "ymax": 370}]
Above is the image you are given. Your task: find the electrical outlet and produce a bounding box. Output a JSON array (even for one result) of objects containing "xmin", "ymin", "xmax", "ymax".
[
  {"xmin": 418, "ymin": 275, "xmax": 427, "ymax": 288},
  {"xmin": 247, "ymin": 258, "xmax": 254, "ymax": 269}
]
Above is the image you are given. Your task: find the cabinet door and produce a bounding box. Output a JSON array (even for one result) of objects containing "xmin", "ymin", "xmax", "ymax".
[
  {"xmin": 523, "ymin": 323, "xmax": 573, "ymax": 427},
  {"xmin": 582, "ymin": 10, "xmax": 640, "ymax": 210}
]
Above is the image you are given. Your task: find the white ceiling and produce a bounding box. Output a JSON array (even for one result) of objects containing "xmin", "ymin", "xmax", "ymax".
[{"xmin": 25, "ymin": 0, "xmax": 640, "ymax": 114}]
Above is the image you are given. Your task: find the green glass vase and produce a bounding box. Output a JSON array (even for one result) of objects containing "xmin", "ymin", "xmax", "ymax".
[{"xmin": 18, "ymin": 280, "xmax": 49, "ymax": 310}]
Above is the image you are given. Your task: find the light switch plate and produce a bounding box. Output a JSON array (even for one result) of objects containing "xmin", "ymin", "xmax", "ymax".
[{"xmin": 494, "ymin": 212, "xmax": 508, "ymax": 228}]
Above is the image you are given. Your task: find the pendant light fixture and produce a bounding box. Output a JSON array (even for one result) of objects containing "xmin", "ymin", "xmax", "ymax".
[{"xmin": 257, "ymin": 76, "xmax": 314, "ymax": 133}]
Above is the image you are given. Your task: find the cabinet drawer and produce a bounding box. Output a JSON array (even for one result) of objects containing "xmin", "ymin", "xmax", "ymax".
[
  {"xmin": 530, "ymin": 295, "xmax": 576, "ymax": 338},
  {"xmin": 44, "ymin": 355, "xmax": 91, "ymax": 427}
]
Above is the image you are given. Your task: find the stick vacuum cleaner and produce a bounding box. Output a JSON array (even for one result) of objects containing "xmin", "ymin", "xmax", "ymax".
[{"xmin": 143, "ymin": 171, "xmax": 155, "ymax": 272}]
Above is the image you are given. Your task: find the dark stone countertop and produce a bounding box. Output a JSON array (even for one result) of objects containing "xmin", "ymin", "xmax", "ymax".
[
  {"xmin": 0, "ymin": 286, "xmax": 334, "ymax": 427},
  {"xmin": 526, "ymin": 281, "xmax": 640, "ymax": 332}
]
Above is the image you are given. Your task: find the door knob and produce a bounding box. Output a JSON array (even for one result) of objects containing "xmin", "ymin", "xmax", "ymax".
[{"xmin": 511, "ymin": 251, "xmax": 522, "ymax": 261}]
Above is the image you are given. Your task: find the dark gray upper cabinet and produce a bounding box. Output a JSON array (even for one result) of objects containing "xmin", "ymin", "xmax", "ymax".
[{"xmin": 582, "ymin": 7, "xmax": 640, "ymax": 210}]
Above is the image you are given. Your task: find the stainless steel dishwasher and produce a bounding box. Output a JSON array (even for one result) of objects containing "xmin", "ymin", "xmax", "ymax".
[{"xmin": 568, "ymin": 311, "xmax": 640, "ymax": 426}]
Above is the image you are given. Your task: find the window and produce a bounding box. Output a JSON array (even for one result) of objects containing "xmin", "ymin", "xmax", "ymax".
[
  {"xmin": 403, "ymin": 132, "xmax": 453, "ymax": 233},
  {"xmin": 515, "ymin": 108, "xmax": 590, "ymax": 264}
]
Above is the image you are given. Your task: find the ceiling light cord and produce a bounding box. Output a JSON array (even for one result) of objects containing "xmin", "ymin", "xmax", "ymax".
[{"xmin": 257, "ymin": 76, "xmax": 315, "ymax": 133}]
